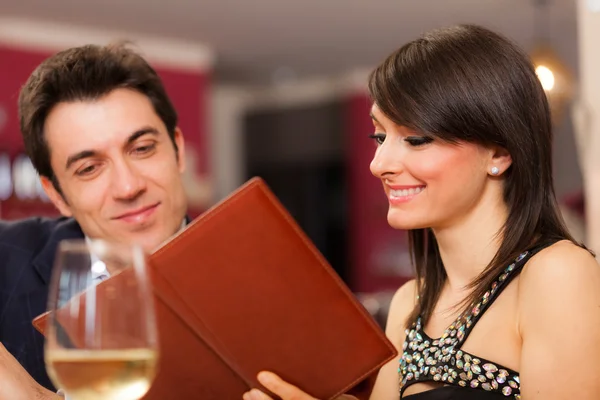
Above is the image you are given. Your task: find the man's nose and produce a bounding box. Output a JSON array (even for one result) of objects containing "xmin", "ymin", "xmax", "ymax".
[{"xmin": 111, "ymin": 160, "xmax": 146, "ymax": 201}]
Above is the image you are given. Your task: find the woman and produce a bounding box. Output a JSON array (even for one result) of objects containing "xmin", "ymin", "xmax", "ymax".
[{"xmin": 243, "ymin": 24, "xmax": 600, "ymax": 400}]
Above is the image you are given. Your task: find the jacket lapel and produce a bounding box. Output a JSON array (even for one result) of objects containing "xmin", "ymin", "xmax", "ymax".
[
  {"xmin": 32, "ymin": 215, "xmax": 190, "ymax": 284},
  {"xmin": 32, "ymin": 218, "xmax": 84, "ymax": 285}
]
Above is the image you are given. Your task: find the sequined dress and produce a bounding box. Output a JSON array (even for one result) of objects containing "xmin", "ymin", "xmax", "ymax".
[{"xmin": 398, "ymin": 246, "xmax": 548, "ymax": 399}]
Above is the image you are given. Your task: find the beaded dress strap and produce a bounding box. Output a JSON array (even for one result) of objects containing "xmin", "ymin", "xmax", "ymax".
[{"xmin": 456, "ymin": 242, "xmax": 555, "ymax": 347}]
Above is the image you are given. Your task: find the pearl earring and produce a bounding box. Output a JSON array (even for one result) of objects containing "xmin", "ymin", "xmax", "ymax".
[{"xmin": 491, "ymin": 167, "xmax": 500, "ymax": 175}]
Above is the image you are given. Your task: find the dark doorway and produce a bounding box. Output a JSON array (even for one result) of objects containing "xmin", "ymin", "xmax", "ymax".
[{"xmin": 243, "ymin": 100, "xmax": 349, "ymax": 284}]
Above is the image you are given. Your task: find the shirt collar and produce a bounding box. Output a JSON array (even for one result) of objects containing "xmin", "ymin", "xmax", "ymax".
[{"xmin": 85, "ymin": 219, "xmax": 187, "ymax": 279}]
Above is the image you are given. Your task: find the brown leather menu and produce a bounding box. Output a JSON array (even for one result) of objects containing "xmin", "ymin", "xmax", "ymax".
[{"xmin": 33, "ymin": 177, "xmax": 397, "ymax": 400}]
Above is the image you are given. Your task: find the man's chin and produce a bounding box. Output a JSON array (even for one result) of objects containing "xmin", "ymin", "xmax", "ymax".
[
  {"xmin": 117, "ymin": 230, "xmax": 170, "ymax": 254},
  {"xmin": 106, "ymin": 213, "xmax": 184, "ymax": 252}
]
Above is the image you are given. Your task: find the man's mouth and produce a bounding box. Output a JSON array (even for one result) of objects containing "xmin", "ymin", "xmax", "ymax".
[{"xmin": 113, "ymin": 203, "xmax": 160, "ymax": 224}]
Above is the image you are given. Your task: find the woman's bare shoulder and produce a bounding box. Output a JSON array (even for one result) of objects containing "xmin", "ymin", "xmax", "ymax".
[
  {"xmin": 367, "ymin": 279, "xmax": 419, "ymax": 400},
  {"xmin": 521, "ymin": 240, "xmax": 598, "ymax": 285},
  {"xmin": 518, "ymin": 239, "xmax": 600, "ymax": 322},
  {"xmin": 385, "ymin": 279, "xmax": 419, "ymax": 337},
  {"xmin": 516, "ymin": 241, "xmax": 600, "ymax": 398}
]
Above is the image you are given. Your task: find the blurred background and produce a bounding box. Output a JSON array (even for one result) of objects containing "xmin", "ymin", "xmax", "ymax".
[{"xmin": 1, "ymin": 0, "xmax": 598, "ymax": 325}]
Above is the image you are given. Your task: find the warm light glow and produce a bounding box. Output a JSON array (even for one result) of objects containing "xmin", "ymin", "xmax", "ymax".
[
  {"xmin": 536, "ymin": 65, "xmax": 555, "ymax": 91},
  {"xmin": 530, "ymin": 44, "xmax": 573, "ymax": 124},
  {"xmin": 588, "ymin": 0, "xmax": 600, "ymax": 13}
]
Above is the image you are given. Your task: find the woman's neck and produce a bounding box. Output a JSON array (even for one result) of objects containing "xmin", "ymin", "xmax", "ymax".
[{"xmin": 432, "ymin": 188, "xmax": 509, "ymax": 293}]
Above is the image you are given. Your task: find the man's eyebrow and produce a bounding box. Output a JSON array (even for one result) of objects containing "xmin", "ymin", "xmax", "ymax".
[
  {"xmin": 126, "ymin": 127, "xmax": 159, "ymax": 145},
  {"xmin": 65, "ymin": 150, "xmax": 97, "ymax": 171}
]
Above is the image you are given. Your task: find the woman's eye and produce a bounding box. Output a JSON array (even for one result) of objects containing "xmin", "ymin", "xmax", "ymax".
[
  {"xmin": 405, "ymin": 136, "xmax": 433, "ymax": 147},
  {"xmin": 368, "ymin": 133, "xmax": 386, "ymax": 145}
]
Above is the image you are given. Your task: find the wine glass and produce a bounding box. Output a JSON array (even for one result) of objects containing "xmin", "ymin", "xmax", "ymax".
[{"xmin": 44, "ymin": 239, "xmax": 159, "ymax": 400}]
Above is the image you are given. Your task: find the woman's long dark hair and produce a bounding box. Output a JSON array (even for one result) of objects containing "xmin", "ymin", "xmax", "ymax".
[{"xmin": 368, "ymin": 24, "xmax": 586, "ymax": 325}]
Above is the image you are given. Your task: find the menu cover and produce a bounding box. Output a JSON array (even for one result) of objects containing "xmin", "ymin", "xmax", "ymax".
[{"xmin": 34, "ymin": 177, "xmax": 397, "ymax": 399}]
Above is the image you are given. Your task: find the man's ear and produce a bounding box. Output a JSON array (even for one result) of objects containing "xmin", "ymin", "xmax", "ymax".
[
  {"xmin": 174, "ymin": 127, "xmax": 186, "ymax": 174},
  {"xmin": 40, "ymin": 176, "xmax": 72, "ymax": 217}
]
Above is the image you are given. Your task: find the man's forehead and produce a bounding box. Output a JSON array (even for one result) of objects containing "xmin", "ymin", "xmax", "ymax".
[{"xmin": 43, "ymin": 92, "xmax": 161, "ymax": 159}]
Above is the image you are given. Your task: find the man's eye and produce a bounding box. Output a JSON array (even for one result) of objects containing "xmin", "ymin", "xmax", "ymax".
[
  {"xmin": 133, "ymin": 144, "xmax": 156, "ymax": 154},
  {"xmin": 76, "ymin": 165, "xmax": 97, "ymax": 176}
]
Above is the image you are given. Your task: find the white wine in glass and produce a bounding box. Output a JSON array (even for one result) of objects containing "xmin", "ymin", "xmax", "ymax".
[{"xmin": 44, "ymin": 239, "xmax": 159, "ymax": 400}]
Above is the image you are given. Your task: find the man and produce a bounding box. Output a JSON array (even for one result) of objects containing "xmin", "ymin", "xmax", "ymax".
[{"xmin": 0, "ymin": 43, "xmax": 189, "ymax": 399}]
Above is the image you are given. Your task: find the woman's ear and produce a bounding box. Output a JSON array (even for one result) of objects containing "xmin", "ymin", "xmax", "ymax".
[{"xmin": 488, "ymin": 146, "xmax": 512, "ymax": 176}]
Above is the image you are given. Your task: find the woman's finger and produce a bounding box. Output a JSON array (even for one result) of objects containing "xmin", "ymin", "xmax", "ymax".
[
  {"xmin": 243, "ymin": 388, "xmax": 275, "ymax": 400},
  {"xmin": 257, "ymin": 371, "xmax": 317, "ymax": 400}
]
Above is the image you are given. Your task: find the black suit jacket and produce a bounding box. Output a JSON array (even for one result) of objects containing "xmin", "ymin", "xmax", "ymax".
[{"xmin": 0, "ymin": 217, "xmax": 84, "ymax": 390}]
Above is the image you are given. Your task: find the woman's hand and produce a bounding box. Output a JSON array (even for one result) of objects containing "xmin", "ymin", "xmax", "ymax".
[{"xmin": 242, "ymin": 371, "xmax": 357, "ymax": 400}]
